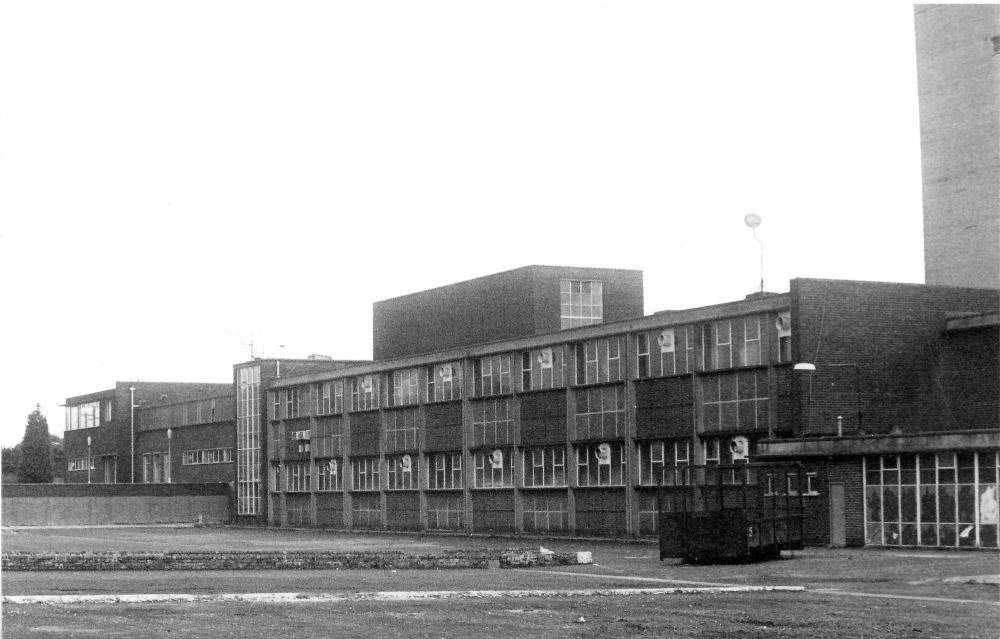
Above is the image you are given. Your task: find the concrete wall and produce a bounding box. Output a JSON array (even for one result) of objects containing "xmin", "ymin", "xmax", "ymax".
[{"xmin": 1, "ymin": 483, "xmax": 230, "ymax": 527}]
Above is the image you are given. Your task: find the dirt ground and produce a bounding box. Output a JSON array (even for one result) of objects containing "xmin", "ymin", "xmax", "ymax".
[{"xmin": 3, "ymin": 526, "xmax": 998, "ymax": 638}]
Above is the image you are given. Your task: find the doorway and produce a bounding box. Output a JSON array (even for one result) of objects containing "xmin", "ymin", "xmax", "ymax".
[{"xmin": 829, "ymin": 482, "xmax": 846, "ymax": 547}]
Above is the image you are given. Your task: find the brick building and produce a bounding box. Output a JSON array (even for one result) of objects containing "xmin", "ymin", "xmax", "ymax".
[
  {"xmin": 64, "ymin": 382, "xmax": 233, "ymax": 484},
  {"xmin": 62, "ymin": 268, "xmax": 999, "ymax": 549},
  {"xmin": 262, "ymin": 271, "xmax": 998, "ymax": 548}
]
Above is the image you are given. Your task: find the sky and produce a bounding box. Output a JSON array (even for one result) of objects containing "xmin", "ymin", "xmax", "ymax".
[{"xmin": 0, "ymin": 1, "xmax": 927, "ymax": 447}]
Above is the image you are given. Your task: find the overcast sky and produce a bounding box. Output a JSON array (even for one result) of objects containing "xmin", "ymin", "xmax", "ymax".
[{"xmin": 0, "ymin": 1, "xmax": 926, "ymax": 447}]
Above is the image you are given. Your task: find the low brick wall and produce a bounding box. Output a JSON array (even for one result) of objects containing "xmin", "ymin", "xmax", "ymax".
[
  {"xmin": 1, "ymin": 548, "xmax": 592, "ymax": 571},
  {"xmin": 1, "ymin": 483, "xmax": 231, "ymax": 527}
]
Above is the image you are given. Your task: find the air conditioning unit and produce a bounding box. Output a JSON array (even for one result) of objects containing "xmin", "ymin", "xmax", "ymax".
[
  {"xmin": 657, "ymin": 329, "xmax": 676, "ymax": 353},
  {"xmin": 328, "ymin": 459, "xmax": 338, "ymax": 475},
  {"xmin": 439, "ymin": 365, "xmax": 453, "ymax": 383},
  {"xmin": 596, "ymin": 442, "xmax": 612, "ymax": 465},
  {"xmin": 729, "ymin": 436, "xmax": 749, "ymax": 461},
  {"xmin": 775, "ymin": 312, "xmax": 792, "ymax": 337},
  {"xmin": 489, "ymin": 449, "xmax": 504, "ymax": 470},
  {"xmin": 537, "ymin": 348, "xmax": 554, "ymax": 369},
  {"xmin": 401, "ymin": 454, "xmax": 412, "ymax": 472},
  {"xmin": 361, "ymin": 376, "xmax": 373, "ymax": 392}
]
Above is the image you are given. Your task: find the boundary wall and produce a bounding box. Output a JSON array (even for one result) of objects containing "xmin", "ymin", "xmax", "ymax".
[{"xmin": 1, "ymin": 483, "xmax": 231, "ymax": 526}]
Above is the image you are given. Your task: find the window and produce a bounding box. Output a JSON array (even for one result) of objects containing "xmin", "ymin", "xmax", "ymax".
[
  {"xmin": 702, "ymin": 436, "xmax": 749, "ymax": 483},
  {"xmin": 316, "ymin": 382, "xmax": 331, "ymax": 415},
  {"xmin": 387, "ymin": 368, "xmax": 420, "ymax": 407},
  {"xmin": 474, "ymin": 354, "xmax": 513, "ymax": 396},
  {"xmin": 636, "ymin": 334, "xmax": 650, "ymax": 379},
  {"xmin": 776, "ymin": 311, "xmax": 792, "ymax": 363},
  {"xmin": 351, "ymin": 456, "xmax": 380, "ymax": 491},
  {"xmin": 315, "ymin": 380, "xmax": 344, "ymax": 415},
  {"xmin": 741, "ymin": 317, "xmax": 762, "ymax": 367},
  {"xmin": 271, "ymin": 391, "xmax": 281, "ymax": 421},
  {"xmin": 426, "ymin": 362, "xmax": 462, "ymax": 402},
  {"xmin": 351, "ymin": 375, "xmax": 379, "ymax": 411},
  {"xmin": 291, "ymin": 429, "xmax": 311, "ymax": 454},
  {"xmin": 182, "ymin": 448, "xmax": 233, "ymax": 465},
  {"xmin": 316, "ymin": 458, "xmax": 342, "ymax": 491},
  {"xmin": 282, "ymin": 387, "xmax": 307, "ymax": 419},
  {"xmin": 574, "ymin": 337, "xmax": 623, "ymax": 385},
  {"xmin": 142, "ymin": 452, "xmax": 167, "ymax": 483},
  {"xmin": 522, "ymin": 347, "xmax": 562, "ymax": 391},
  {"xmin": 560, "ymin": 279, "xmax": 603, "ymax": 329},
  {"xmin": 576, "ymin": 442, "xmax": 625, "ymax": 487},
  {"xmin": 68, "ymin": 458, "xmax": 95, "ymax": 472},
  {"xmin": 386, "ymin": 454, "xmax": 417, "ymax": 490},
  {"xmin": 575, "ymin": 385, "xmax": 626, "ymax": 439},
  {"xmin": 865, "ymin": 452, "xmax": 998, "ymax": 548},
  {"xmin": 237, "ymin": 365, "xmax": 262, "ymax": 516},
  {"xmin": 66, "ymin": 402, "xmax": 100, "ymax": 431},
  {"xmin": 638, "ymin": 440, "xmax": 690, "ymax": 486},
  {"xmin": 473, "ymin": 448, "xmax": 514, "ymax": 488},
  {"xmin": 471, "ymin": 398, "xmax": 514, "ymax": 446},
  {"xmin": 702, "ymin": 370, "xmax": 770, "ymax": 432},
  {"xmin": 103, "ymin": 400, "xmax": 113, "ymax": 422},
  {"xmin": 714, "ymin": 320, "xmax": 733, "ymax": 369},
  {"xmin": 523, "ymin": 446, "xmax": 566, "ymax": 487},
  {"xmin": 428, "ymin": 452, "xmax": 463, "ymax": 490},
  {"xmin": 285, "ymin": 461, "xmax": 311, "ymax": 492},
  {"xmin": 384, "ymin": 409, "xmax": 419, "ymax": 452}
]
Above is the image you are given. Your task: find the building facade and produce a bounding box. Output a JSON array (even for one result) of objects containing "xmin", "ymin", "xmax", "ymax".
[
  {"xmin": 373, "ymin": 265, "xmax": 644, "ymax": 360},
  {"xmin": 63, "ymin": 269, "xmax": 999, "ymax": 549},
  {"xmin": 64, "ymin": 382, "xmax": 233, "ymax": 485}
]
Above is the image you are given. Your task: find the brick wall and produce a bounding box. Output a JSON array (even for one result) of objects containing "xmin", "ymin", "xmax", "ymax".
[{"xmin": 792, "ymin": 279, "xmax": 999, "ymax": 436}]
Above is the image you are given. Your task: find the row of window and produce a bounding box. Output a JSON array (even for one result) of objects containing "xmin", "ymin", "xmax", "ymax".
[
  {"xmin": 182, "ymin": 448, "xmax": 233, "ymax": 465},
  {"xmin": 270, "ymin": 372, "xmax": 772, "ymax": 457},
  {"xmin": 67, "ymin": 457, "xmax": 95, "ymax": 471},
  {"xmin": 268, "ymin": 314, "xmax": 791, "ymax": 419},
  {"xmin": 65, "ymin": 400, "xmax": 111, "ymax": 431},
  {"xmin": 269, "ymin": 439, "xmax": 759, "ymax": 493}
]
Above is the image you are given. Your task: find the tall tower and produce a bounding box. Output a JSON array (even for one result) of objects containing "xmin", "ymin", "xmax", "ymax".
[{"xmin": 915, "ymin": 5, "xmax": 1000, "ymax": 289}]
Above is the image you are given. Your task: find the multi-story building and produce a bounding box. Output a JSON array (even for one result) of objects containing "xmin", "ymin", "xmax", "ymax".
[
  {"xmin": 64, "ymin": 382, "xmax": 233, "ymax": 484},
  {"xmin": 62, "ymin": 267, "xmax": 999, "ymax": 549},
  {"xmin": 915, "ymin": 4, "xmax": 1000, "ymax": 288},
  {"xmin": 264, "ymin": 272, "xmax": 999, "ymax": 548}
]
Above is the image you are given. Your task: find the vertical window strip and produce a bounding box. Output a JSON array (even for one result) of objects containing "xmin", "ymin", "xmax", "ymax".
[{"xmin": 636, "ymin": 333, "xmax": 650, "ymax": 378}]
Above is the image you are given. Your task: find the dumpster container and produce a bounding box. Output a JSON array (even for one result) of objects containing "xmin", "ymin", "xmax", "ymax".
[{"xmin": 658, "ymin": 463, "xmax": 805, "ymax": 563}]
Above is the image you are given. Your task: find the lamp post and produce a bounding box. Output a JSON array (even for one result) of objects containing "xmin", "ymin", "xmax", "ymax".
[
  {"xmin": 794, "ymin": 362, "xmax": 862, "ymax": 434},
  {"xmin": 129, "ymin": 385, "xmax": 136, "ymax": 483},
  {"xmin": 86, "ymin": 436, "xmax": 92, "ymax": 484},
  {"xmin": 166, "ymin": 428, "xmax": 172, "ymax": 484}
]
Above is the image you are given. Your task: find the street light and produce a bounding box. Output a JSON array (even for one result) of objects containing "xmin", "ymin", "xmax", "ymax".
[
  {"xmin": 794, "ymin": 362, "xmax": 863, "ymax": 435},
  {"xmin": 166, "ymin": 427, "xmax": 172, "ymax": 484},
  {"xmin": 129, "ymin": 385, "xmax": 136, "ymax": 484},
  {"xmin": 86, "ymin": 436, "xmax": 92, "ymax": 484}
]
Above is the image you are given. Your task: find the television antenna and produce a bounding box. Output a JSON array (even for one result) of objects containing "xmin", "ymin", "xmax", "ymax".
[{"xmin": 744, "ymin": 213, "xmax": 764, "ymax": 293}]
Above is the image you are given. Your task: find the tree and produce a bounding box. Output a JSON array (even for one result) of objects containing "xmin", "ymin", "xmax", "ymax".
[
  {"xmin": 50, "ymin": 434, "xmax": 66, "ymax": 483},
  {"xmin": 2, "ymin": 445, "xmax": 20, "ymax": 482},
  {"xmin": 17, "ymin": 405, "xmax": 54, "ymax": 483}
]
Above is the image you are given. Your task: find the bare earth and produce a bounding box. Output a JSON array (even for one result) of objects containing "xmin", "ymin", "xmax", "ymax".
[{"xmin": 2, "ymin": 526, "xmax": 998, "ymax": 638}]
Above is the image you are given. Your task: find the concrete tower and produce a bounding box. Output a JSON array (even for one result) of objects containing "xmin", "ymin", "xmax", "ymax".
[{"xmin": 915, "ymin": 5, "xmax": 1000, "ymax": 289}]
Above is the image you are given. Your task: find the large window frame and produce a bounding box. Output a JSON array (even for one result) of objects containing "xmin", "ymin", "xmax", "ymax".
[
  {"xmin": 560, "ymin": 279, "xmax": 603, "ymax": 329},
  {"xmin": 576, "ymin": 441, "xmax": 626, "ymax": 487},
  {"xmin": 523, "ymin": 446, "xmax": 567, "ymax": 488}
]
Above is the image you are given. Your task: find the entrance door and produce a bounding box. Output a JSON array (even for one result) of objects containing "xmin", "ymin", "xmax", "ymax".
[
  {"xmin": 104, "ymin": 457, "xmax": 116, "ymax": 484},
  {"xmin": 829, "ymin": 482, "xmax": 846, "ymax": 547}
]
